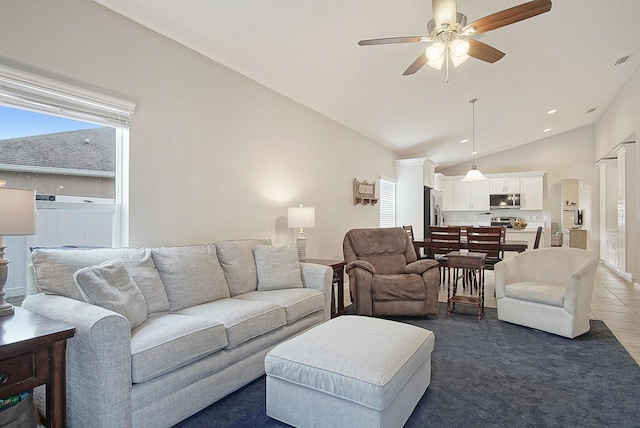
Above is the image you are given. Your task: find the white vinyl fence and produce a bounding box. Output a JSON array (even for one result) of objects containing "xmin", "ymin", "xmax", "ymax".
[{"xmin": 4, "ymin": 208, "xmax": 114, "ymax": 297}]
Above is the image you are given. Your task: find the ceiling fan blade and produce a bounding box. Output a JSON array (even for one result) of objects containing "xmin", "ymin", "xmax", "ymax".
[
  {"xmin": 463, "ymin": 0, "xmax": 552, "ymax": 35},
  {"xmin": 358, "ymin": 36, "xmax": 426, "ymax": 46},
  {"xmin": 467, "ymin": 39, "xmax": 505, "ymax": 63},
  {"xmin": 432, "ymin": 0, "xmax": 457, "ymax": 27},
  {"xmin": 403, "ymin": 54, "xmax": 428, "ymax": 76}
]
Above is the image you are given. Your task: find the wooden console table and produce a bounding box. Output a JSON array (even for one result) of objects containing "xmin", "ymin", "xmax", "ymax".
[
  {"xmin": 446, "ymin": 251, "xmax": 486, "ymax": 320},
  {"xmin": 306, "ymin": 259, "xmax": 347, "ymax": 317},
  {"xmin": 0, "ymin": 306, "xmax": 75, "ymax": 428}
]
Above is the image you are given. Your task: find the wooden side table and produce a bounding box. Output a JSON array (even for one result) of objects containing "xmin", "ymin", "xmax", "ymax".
[
  {"xmin": 305, "ymin": 259, "xmax": 347, "ymax": 318},
  {"xmin": 446, "ymin": 251, "xmax": 486, "ymax": 319},
  {"xmin": 0, "ymin": 306, "xmax": 75, "ymax": 428}
]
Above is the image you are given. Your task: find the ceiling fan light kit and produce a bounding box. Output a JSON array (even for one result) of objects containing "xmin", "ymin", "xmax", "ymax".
[{"xmin": 358, "ymin": 0, "xmax": 552, "ymax": 76}]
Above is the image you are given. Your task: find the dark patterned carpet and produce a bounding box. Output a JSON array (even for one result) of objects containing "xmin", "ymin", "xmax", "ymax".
[{"xmin": 175, "ymin": 304, "xmax": 640, "ymax": 427}]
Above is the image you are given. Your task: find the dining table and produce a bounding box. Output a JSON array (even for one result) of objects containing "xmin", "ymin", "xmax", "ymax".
[{"xmin": 413, "ymin": 238, "xmax": 528, "ymax": 259}]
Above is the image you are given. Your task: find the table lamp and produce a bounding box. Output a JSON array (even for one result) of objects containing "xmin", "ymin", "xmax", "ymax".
[
  {"xmin": 0, "ymin": 182, "xmax": 37, "ymax": 317},
  {"xmin": 288, "ymin": 204, "xmax": 315, "ymax": 261}
]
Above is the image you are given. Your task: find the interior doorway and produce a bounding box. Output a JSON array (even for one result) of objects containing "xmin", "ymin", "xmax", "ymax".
[{"xmin": 550, "ymin": 178, "xmax": 592, "ymax": 250}]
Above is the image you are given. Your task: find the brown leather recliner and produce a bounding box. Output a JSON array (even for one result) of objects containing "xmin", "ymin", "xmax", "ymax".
[{"xmin": 343, "ymin": 228, "xmax": 440, "ymax": 316}]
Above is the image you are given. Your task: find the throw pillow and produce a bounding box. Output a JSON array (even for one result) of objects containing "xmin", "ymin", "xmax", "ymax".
[
  {"xmin": 151, "ymin": 244, "xmax": 230, "ymax": 311},
  {"xmin": 74, "ymin": 258, "xmax": 148, "ymax": 329},
  {"xmin": 214, "ymin": 239, "xmax": 272, "ymax": 295},
  {"xmin": 254, "ymin": 245, "xmax": 303, "ymax": 291}
]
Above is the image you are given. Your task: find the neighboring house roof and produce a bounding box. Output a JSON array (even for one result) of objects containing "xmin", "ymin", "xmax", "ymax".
[{"xmin": 0, "ymin": 127, "xmax": 115, "ymax": 174}]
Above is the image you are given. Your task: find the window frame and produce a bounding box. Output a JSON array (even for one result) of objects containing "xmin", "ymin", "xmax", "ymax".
[
  {"xmin": 0, "ymin": 64, "xmax": 134, "ymax": 247},
  {"xmin": 379, "ymin": 176, "xmax": 396, "ymax": 228}
]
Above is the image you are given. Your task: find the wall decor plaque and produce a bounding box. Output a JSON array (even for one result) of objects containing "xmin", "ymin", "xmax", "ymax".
[{"xmin": 353, "ymin": 178, "xmax": 378, "ymax": 206}]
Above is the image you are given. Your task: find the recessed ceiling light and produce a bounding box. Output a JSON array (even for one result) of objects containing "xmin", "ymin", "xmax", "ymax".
[
  {"xmin": 460, "ymin": 139, "xmax": 469, "ymax": 144},
  {"xmin": 544, "ymin": 128, "xmax": 552, "ymax": 133},
  {"xmin": 547, "ymin": 109, "xmax": 557, "ymax": 115},
  {"xmin": 471, "ymin": 151, "xmax": 478, "ymax": 155}
]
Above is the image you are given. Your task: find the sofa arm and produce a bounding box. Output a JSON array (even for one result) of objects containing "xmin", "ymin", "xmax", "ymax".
[
  {"xmin": 563, "ymin": 256, "xmax": 599, "ymax": 315},
  {"xmin": 405, "ymin": 259, "xmax": 439, "ymax": 275},
  {"xmin": 345, "ymin": 260, "xmax": 375, "ymax": 275},
  {"xmin": 22, "ymin": 293, "xmax": 133, "ymax": 428},
  {"xmin": 300, "ymin": 263, "xmax": 333, "ymax": 322},
  {"xmin": 494, "ymin": 255, "xmax": 525, "ymax": 299}
]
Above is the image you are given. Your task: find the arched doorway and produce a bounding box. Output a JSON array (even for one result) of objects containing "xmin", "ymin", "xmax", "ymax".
[{"xmin": 550, "ymin": 178, "xmax": 591, "ymax": 250}]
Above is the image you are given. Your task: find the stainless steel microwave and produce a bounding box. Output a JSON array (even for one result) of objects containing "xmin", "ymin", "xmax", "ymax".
[{"xmin": 490, "ymin": 193, "xmax": 520, "ymax": 209}]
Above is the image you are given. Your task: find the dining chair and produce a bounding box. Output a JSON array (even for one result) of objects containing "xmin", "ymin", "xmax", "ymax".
[
  {"xmin": 402, "ymin": 225, "xmax": 414, "ymax": 240},
  {"xmin": 466, "ymin": 226, "xmax": 503, "ymax": 287},
  {"xmin": 429, "ymin": 226, "xmax": 462, "ymax": 285},
  {"xmin": 533, "ymin": 226, "xmax": 543, "ymax": 249},
  {"xmin": 403, "ymin": 225, "xmax": 427, "ymax": 259},
  {"xmin": 499, "ymin": 225, "xmax": 507, "ymax": 258}
]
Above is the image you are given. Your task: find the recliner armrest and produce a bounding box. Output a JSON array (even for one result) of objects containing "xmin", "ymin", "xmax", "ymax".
[
  {"xmin": 405, "ymin": 259, "xmax": 439, "ymax": 275},
  {"xmin": 346, "ymin": 260, "xmax": 375, "ymax": 274}
]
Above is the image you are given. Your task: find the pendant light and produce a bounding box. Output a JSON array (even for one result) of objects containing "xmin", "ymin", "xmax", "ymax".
[{"xmin": 461, "ymin": 98, "xmax": 487, "ymax": 182}]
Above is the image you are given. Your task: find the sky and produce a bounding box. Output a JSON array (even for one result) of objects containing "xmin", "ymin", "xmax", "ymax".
[{"xmin": 0, "ymin": 105, "xmax": 99, "ymax": 140}]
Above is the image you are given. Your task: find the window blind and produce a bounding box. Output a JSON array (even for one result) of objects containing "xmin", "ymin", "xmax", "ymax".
[
  {"xmin": 379, "ymin": 178, "xmax": 396, "ymax": 228},
  {"xmin": 0, "ymin": 64, "xmax": 135, "ymax": 127}
]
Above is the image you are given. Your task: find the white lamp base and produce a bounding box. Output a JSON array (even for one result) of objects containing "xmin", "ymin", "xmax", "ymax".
[
  {"xmin": 296, "ymin": 234, "xmax": 307, "ymax": 262},
  {"xmin": 0, "ymin": 244, "xmax": 14, "ymax": 317}
]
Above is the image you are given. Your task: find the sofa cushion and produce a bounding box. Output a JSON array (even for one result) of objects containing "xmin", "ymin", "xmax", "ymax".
[
  {"xmin": 151, "ymin": 244, "xmax": 230, "ymax": 311},
  {"xmin": 505, "ymin": 281, "xmax": 566, "ymax": 307},
  {"xmin": 255, "ymin": 245, "xmax": 303, "ymax": 291},
  {"xmin": 177, "ymin": 298, "xmax": 286, "ymax": 348},
  {"xmin": 214, "ymin": 239, "xmax": 272, "ymax": 296},
  {"xmin": 74, "ymin": 258, "xmax": 148, "ymax": 329},
  {"xmin": 130, "ymin": 313, "xmax": 228, "ymax": 383},
  {"xmin": 31, "ymin": 247, "xmax": 170, "ymax": 315},
  {"xmin": 234, "ymin": 289, "xmax": 324, "ymax": 323}
]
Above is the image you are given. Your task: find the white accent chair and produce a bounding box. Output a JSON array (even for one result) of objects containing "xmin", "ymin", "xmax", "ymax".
[{"xmin": 495, "ymin": 247, "xmax": 599, "ymax": 338}]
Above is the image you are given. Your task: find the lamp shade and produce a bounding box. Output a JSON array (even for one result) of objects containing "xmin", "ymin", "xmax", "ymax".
[
  {"xmin": 288, "ymin": 206, "xmax": 315, "ymax": 228},
  {"xmin": 461, "ymin": 165, "xmax": 487, "ymax": 182},
  {"xmin": 0, "ymin": 188, "xmax": 37, "ymax": 235}
]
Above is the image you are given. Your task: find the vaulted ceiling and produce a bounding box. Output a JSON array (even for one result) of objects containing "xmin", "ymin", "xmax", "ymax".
[{"xmin": 94, "ymin": 0, "xmax": 640, "ymax": 169}]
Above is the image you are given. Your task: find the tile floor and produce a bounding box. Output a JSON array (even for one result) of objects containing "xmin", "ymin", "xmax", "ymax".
[{"xmin": 436, "ymin": 262, "xmax": 640, "ymax": 365}]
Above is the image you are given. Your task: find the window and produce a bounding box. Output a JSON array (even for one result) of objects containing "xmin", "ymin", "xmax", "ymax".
[
  {"xmin": 379, "ymin": 177, "xmax": 396, "ymax": 228},
  {"xmin": 0, "ymin": 64, "xmax": 135, "ymax": 297}
]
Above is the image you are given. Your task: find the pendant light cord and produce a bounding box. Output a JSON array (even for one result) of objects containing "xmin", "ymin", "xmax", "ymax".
[{"xmin": 470, "ymin": 98, "xmax": 477, "ymax": 166}]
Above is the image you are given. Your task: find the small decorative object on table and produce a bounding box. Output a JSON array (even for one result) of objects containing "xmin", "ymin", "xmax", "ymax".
[{"xmin": 510, "ymin": 218, "xmax": 528, "ymax": 230}]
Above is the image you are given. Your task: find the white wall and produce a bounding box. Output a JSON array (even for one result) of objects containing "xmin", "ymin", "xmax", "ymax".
[
  {"xmin": 594, "ymin": 67, "xmax": 640, "ymax": 282},
  {"xmin": 395, "ymin": 158, "xmax": 426, "ymax": 240},
  {"xmin": 0, "ymin": 0, "xmax": 397, "ymax": 260}
]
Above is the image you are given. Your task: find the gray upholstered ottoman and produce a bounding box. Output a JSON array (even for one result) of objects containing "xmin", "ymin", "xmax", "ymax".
[{"xmin": 265, "ymin": 315, "xmax": 434, "ymax": 428}]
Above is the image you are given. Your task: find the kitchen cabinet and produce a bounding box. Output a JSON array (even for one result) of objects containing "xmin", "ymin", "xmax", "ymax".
[
  {"xmin": 603, "ymin": 230, "xmax": 622, "ymax": 270},
  {"xmin": 423, "ymin": 159, "xmax": 437, "ymax": 188},
  {"xmin": 568, "ymin": 228, "xmax": 587, "ymax": 250},
  {"xmin": 520, "ymin": 176, "xmax": 543, "ymax": 210},
  {"xmin": 490, "ymin": 177, "xmax": 520, "ymax": 194},
  {"xmin": 442, "ymin": 179, "xmax": 454, "ymax": 211},
  {"xmin": 452, "ymin": 179, "xmax": 489, "ymax": 211}
]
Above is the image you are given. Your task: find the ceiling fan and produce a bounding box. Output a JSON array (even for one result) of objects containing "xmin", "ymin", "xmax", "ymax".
[{"xmin": 359, "ymin": 0, "xmax": 552, "ymax": 76}]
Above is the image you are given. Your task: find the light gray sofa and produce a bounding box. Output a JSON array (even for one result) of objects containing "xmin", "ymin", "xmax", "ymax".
[{"xmin": 21, "ymin": 240, "xmax": 332, "ymax": 428}]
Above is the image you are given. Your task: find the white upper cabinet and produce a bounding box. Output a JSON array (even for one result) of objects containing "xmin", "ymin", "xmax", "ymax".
[
  {"xmin": 442, "ymin": 179, "xmax": 454, "ymax": 211},
  {"xmin": 489, "ymin": 177, "xmax": 520, "ymax": 194},
  {"xmin": 442, "ymin": 171, "xmax": 545, "ymax": 212},
  {"xmin": 452, "ymin": 179, "xmax": 490, "ymax": 211},
  {"xmin": 520, "ymin": 176, "xmax": 543, "ymax": 210}
]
